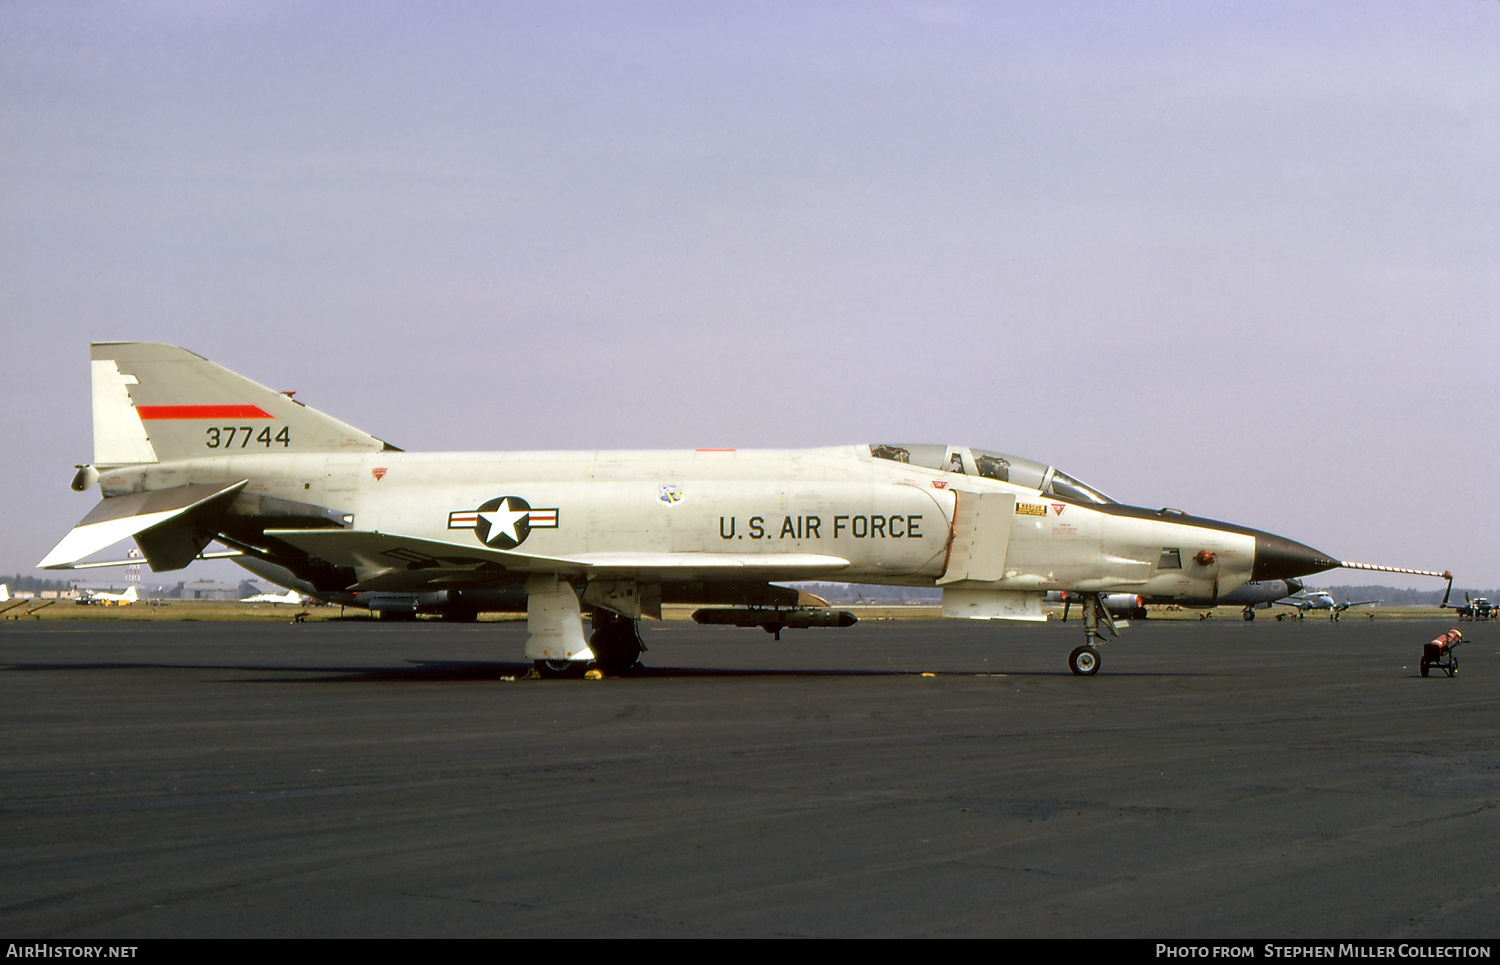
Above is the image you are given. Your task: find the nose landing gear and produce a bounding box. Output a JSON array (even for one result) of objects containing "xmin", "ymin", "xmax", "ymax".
[
  {"xmin": 1069, "ymin": 645, "xmax": 1100, "ymax": 676},
  {"xmin": 1068, "ymin": 592, "xmax": 1122, "ymax": 676}
]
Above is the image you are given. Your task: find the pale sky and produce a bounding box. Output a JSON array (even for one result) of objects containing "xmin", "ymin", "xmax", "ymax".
[{"xmin": 2, "ymin": 1, "xmax": 1496, "ymax": 590}]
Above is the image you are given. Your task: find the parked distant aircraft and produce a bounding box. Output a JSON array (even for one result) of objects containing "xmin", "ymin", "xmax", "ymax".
[
  {"xmin": 239, "ymin": 586, "xmax": 306, "ymax": 605},
  {"xmin": 1445, "ymin": 592, "xmax": 1498, "ymax": 621},
  {"xmin": 0, "ymin": 585, "xmax": 32, "ymax": 619},
  {"xmin": 0, "ymin": 585, "xmax": 27, "ymax": 619},
  {"xmin": 41, "ymin": 342, "xmax": 1450, "ymax": 675},
  {"xmin": 1274, "ymin": 590, "xmax": 1379, "ymax": 620},
  {"xmin": 76, "ymin": 585, "xmax": 139, "ymax": 606}
]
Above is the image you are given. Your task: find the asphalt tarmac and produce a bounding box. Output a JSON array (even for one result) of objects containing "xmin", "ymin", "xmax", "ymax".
[{"xmin": 2, "ymin": 616, "xmax": 1497, "ymax": 938}]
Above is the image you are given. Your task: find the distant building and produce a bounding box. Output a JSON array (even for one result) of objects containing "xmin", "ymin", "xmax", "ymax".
[{"xmin": 172, "ymin": 580, "xmax": 242, "ymax": 601}]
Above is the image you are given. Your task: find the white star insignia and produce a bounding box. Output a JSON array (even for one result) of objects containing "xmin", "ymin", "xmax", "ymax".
[{"xmin": 480, "ymin": 498, "xmax": 529, "ymax": 545}]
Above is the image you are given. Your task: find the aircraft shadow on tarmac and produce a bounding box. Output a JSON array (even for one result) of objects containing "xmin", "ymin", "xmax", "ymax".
[{"xmin": 0, "ymin": 659, "xmax": 1180, "ymax": 682}]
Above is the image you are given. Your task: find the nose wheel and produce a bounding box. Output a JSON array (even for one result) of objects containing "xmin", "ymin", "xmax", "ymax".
[
  {"xmin": 1069, "ymin": 645, "xmax": 1100, "ymax": 676},
  {"xmin": 1065, "ymin": 592, "xmax": 1119, "ymax": 674}
]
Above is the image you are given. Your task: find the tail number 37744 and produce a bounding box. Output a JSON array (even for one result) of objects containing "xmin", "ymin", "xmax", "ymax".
[{"xmin": 205, "ymin": 426, "xmax": 291, "ymax": 449}]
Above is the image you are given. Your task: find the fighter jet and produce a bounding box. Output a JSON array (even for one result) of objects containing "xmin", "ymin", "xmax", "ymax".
[
  {"xmin": 40, "ymin": 343, "xmax": 1448, "ymax": 675},
  {"xmin": 1058, "ymin": 579, "xmax": 1307, "ymax": 622},
  {"xmin": 238, "ymin": 586, "xmax": 306, "ymax": 606},
  {"xmin": 1145, "ymin": 578, "xmax": 1306, "ymax": 621}
]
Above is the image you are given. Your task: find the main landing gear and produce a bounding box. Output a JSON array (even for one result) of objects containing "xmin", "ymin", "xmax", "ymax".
[
  {"xmin": 587, "ymin": 609, "xmax": 645, "ymax": 676},
  {"xmin": 524, "ymin": 574, "xmax": 646, "ymax": 678},
  {"xmin": 531, "ymin": 613, "xmax": 645, "ymax": 678}
]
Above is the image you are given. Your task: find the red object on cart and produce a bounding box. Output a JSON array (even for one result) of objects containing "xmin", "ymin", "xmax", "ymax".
[{"xmin": 1421, "ymin": 629, "xmax": 1463, "ymax": 677}]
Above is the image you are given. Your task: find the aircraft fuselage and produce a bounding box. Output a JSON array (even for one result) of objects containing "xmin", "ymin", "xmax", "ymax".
[{"xmin": 95, "ymin": 445, "xmax": 1288, "ymax": 601}]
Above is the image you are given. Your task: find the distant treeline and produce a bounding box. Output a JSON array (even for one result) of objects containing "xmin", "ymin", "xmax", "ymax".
[
  {"xmin": 3, "ymin": 574, "xmax": 73, "ymax": 593},
  {"xmin": 1305, "ymin": 585, "xmax": 1495, "ymax": 606}
]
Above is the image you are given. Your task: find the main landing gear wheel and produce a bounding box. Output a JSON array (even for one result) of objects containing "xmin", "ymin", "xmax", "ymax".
[
  {"xmin": 1243, "ymin": 608, "xmax": 1256, "ymax": 622},
  {"xmin": 1069, "ymin": 645, "xmax": 1100, "ymax": 676},
  {"xmin": 589, "ymin": 610, "xmax": 645, "ymax": 676},
  {"xmin": 595, "ymin": 656, "xmax": 640, "ymax": 677},
  {"xmin": 534, "ymin": 659, "xmax": 588, "ymax": 679}
]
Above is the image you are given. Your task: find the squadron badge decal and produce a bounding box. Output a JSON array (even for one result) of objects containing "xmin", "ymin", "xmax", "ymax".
[{"xmin": 448, "ymin": 496, "xmax": 559, "ymax": 550}]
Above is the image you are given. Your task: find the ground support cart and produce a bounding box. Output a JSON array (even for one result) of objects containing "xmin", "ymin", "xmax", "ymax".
[{"xmin": 1421, "ymin": 629, "xmax": 1463, "ymax": 678}]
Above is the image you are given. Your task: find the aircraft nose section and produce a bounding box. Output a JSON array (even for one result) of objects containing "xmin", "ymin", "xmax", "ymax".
[
  {"xmin": 1285, "ymin": 578, "xmax": 1305, "ymax": 595},
  {"xmin": 1252, "ymin": 533, "xmax": 1339, "ymax": 582}
]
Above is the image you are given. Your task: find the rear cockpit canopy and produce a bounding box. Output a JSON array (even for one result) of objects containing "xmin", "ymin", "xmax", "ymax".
[{"xmin": 869, "ymin": 444, "xmax": 1116, "ymax": 505}]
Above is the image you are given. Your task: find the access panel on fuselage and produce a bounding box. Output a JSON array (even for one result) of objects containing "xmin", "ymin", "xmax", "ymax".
[{"xmin": 938, "ymin": 490, "xmax": 1016, "ymax": 584}]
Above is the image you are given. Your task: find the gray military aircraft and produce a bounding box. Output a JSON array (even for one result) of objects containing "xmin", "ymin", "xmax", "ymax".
[
  {"xmin": 41, "ymin": 343, "xmax": 1449, "ymax": 676},
  {"xmin": 1144, "ymin": 578, "xmax": 1306, "ymax": 621}
]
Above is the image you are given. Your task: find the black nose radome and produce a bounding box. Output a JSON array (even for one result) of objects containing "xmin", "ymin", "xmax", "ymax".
[{"xmin": 1253, "ymin": 534, "xmax": 1339, "ymax": 582}]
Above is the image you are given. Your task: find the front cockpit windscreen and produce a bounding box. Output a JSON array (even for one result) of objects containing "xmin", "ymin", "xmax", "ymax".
[
  {"xmin": 1044, "ymin": 469, "xmax": 1114, "ymax": 505},
  {"xmin": 870, "ymin": 444, "xmax": 1115, "ymax": 504}
]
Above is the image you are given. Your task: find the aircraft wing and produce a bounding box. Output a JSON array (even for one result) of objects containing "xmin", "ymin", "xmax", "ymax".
[
  {"xmin": 40, "ymin": 481, "xmax": 248, "ymax": 568},
  {"xmin": 264, "ymin": 529, "xmax": 851, "ymax": 592}
]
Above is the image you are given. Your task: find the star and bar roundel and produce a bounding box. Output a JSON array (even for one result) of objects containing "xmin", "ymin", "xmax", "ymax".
[{"xmin": 448, "ymin": 496, "xmax": 559, "ymax": 550}]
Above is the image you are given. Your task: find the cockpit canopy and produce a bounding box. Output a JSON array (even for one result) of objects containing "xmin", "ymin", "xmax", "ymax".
[{"xmin": 869, "ymin": 444, "xmax": 1116, "ymax": 505}]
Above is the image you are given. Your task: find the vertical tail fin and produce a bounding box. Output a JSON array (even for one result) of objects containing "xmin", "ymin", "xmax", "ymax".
[{"xmin": 90, "ymin": 343, "xmax": 399, "ymax": 466}]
